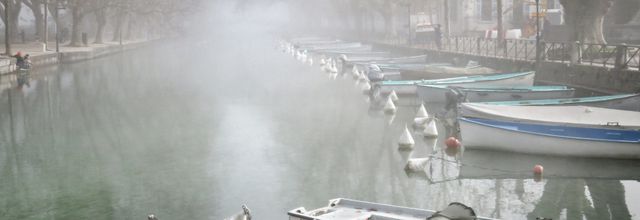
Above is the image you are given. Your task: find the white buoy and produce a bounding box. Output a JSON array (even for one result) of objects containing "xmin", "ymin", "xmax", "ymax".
[
  {"xmin": 320, "ymin": 58, "xmax": 326, "ymax": 65},
  {"xmin": 416, "ymin": 103, "xmax": 429, "ymax": 118},
  {"xmin": 398, "ymin": 125, "xmax": 415, "ymax": 150},
  {"xmin": 383, "ymin": 96, "xmax": 397, "ymax": 114},
  {"xmin": 405, "ymin": 157, "xmax": 430, "ymax": 171},
  {"xmin": 361, "ymin": 81, "xmax": 371, "ymax": 94},
  {"xmin": 352, "ymin": 65, "xmax": 358, "ymax": 75},
  {"xmin": 307, "ymin": 57, "xmax": 314, "ymax": 66},
  {"xmin": 423, "ymin": 119, "xmax": 438, "ymax": 138},
  {"xmin": 389, "ymin": 90, "xmax": 399, "ymax": 102}
]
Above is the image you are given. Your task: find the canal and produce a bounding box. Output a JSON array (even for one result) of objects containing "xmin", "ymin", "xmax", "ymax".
[{"xmin": 0, "ymin": 22, "xmax": 639, "ymax": 220}]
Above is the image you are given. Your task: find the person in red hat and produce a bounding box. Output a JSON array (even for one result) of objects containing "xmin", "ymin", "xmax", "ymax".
[{"xmin": 12, "ymin": 51, "xmax": 25, "ymax": 69}]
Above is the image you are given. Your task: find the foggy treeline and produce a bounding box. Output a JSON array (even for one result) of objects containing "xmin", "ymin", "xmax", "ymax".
[{"xmin": 0, "ymin": 0, "xmax": 202, "ymax": 46}]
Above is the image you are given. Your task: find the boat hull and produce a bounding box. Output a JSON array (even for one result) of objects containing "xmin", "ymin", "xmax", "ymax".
[
  {"xmin": 417, "ymin": 86, "xmax": 575, "ymax": 103},
  {"xmin": 460, "ymin": 118, "xmax": 640, "ymax": 159},
  {"xmin": 379, "ymin": 71, "xmax": 535, "ymax": 95}
]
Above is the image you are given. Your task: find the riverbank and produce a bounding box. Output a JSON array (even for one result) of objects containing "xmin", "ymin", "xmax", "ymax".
[
  {"xmin": 365, "ymin": 40, "xmax": 640, "ymax": 94},
  {"xmin": 0, "ymin": 40, "xmax": 156, "ymax": 75}
]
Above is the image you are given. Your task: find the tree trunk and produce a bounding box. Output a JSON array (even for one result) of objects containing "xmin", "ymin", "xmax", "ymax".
[
  {"xmin": 70, "ymin": 7, "xmax": 82, "ymax": 46},
  {"xmin": 443, "ymin": 0, "xmax": 450, "ymax": 36},
  {"xmin": 9, "ymin": 0, "xmax": 20, "ymax": 43},
  {"xmin": 112, "ymin": 12, "xmax": 125, "ymax": 42},
  {"xmin": 497, "ymin": 0, "xmax": 503, "ymax": 41},
  {"xmin": 560, "ymin": 0, "xmax": 613, "ymax": 44},
  {"xmin": 94, "ymin": 9, "xmax": 107, "ymax": 43},
  {"xmin": 24, "ymin": 0, "xmax": 45, "ymax": 41}
]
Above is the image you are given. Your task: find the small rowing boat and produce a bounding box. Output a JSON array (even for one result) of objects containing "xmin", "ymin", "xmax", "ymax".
[
  {"xmin": 459, "ymin": 117, "xmax": 640, "ymax": 159},
  {"xmin": 417, "ymin": 85, "xmax": 575, "ymax": 103},
  {"xmin": 480, "ymin": 93, "xmax": 640, "ymax": 111},
  {"xmin": 373, "ymin": 71, "xmax": 535, "ymax": 95}
]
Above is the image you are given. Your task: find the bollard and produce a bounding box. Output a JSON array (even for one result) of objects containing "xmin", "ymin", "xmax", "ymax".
[{"xmin": 614, "ymin": 43, "xmax": 628, "ymax": 69}]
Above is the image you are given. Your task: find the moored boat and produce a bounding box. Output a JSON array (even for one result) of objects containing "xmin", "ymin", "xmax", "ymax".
[
  {"xmin": 459, "ymin": 117, "xmax": 640, "ymax": 159},
  {"xmin": 417, "ymin": 85, "xmax": 575, "ymax": 103},
  {"xmin": 373, "ymin": 71, "xmax": 535, "ymax": 95},
  {"xmin": 288, "ymin": 198, "xmax": 495, "ymax": 220},
  {"xmin": 461, "ymin": 103, "xmax": 640, "ymax": 129},
  {"xmin": 479, "ymin": 93, "xmax": 640, "ymax": 111}
]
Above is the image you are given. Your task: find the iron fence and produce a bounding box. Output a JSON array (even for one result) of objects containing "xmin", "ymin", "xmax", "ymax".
[{"xmin": 411, "ymin": 36, "xmax": 640, "ymax": 71}]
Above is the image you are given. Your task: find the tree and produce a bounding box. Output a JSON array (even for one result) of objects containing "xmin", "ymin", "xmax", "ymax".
[
  {"xmin": 560, "ymin": 0, "xmax": 614, "ymax": 44},
  {"xmin": 23, "ymin": 0, "xmax": 45, "ymax": 41},
  {"xmin": 611, "ymin": 0, "xmax": 640, "ymax": 24},
  {"xmin": 0, "ymin": 0, "xmax": 22, "ymax": 42}
]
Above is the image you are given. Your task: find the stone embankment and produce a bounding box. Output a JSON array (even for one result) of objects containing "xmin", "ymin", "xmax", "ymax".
[{"xmin": 0, "ymin": 40, "xmax": 154, "ymax": 75}]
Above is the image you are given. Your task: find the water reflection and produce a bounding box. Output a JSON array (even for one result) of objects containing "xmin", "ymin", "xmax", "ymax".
[{"xmin": 0, "ymin": 30, "xmax": 638, "ymax": 220}]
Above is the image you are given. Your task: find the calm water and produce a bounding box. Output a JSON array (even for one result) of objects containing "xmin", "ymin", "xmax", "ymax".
[{"xmin": 0, "ymin": 25, "xmax": 639, "ymax": 220}]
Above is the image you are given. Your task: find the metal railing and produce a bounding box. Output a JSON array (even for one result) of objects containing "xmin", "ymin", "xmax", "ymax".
[{"xmin": 406, "ymin": 36, "xmax": 640, "ymax": 71}]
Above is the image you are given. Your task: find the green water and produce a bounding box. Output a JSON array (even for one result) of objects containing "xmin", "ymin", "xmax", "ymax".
[{"xmin": 0, "ymin": 25, "xmax": 638, "ymax": 220}]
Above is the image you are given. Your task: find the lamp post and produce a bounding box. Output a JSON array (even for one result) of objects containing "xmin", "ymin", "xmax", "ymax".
[
  {"xmin": 407, "ymin": 3, "xmax": 411, "ymax": 45},
  {"xmin": 54, "ymin": 0, "xmax": 67, "ymax": 53},
  {"xmin": 44, "ymin": 0, "xmax": 48, "ymax": 51},
  {"xmin": 4, "ymin": 0, "xmax": 11, "ymax": 56},
  {"xmin": 535, "ymin": 0, "xmax": 541, "ymax": 67}
]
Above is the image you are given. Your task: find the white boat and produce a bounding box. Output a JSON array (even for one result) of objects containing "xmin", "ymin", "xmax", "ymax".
[
  {"xmin": 288, "ymin": 198, "xmax": 495, "ymax": 220},
  {"xmin": 480, "ymin": 93, "xmax": 640, "ymax": 111},
  {"xmin": 348, "ymin": 55, "xmax": 429, "ymax": 65},
  {"xmin": 298, "ymin": 42, "xmax": 363, "ymax": 51},
  {"xmin": 459, "ymin": 117, "xmax": 640, "ymax": 159},
  {"xmin": 417, "ymin": 85, "xmax": 575, "ymax": 103},
  {"xmin": 461, "ymin": 103, "xmax": 640, "ymax": 129},
  {"xmin": 373, "ymin": 71, "xmax": 535, "ymax": 95}
]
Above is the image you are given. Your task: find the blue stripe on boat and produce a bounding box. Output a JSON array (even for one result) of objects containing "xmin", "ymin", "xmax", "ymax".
[
  {"xmin": 482, "ymin": 93, "xmax": 639, "ymax": 106},
  {"xmin": 461, "ymin": 117, "xmax": 640, "ymax": 143}
]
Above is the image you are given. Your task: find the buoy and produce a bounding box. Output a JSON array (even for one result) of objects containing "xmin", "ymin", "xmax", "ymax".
[
  {"xmin": 383, "ymin": 96, "xmax": 397, "ymax": 114},
  {"xmin": 414, "ymin": 117, "xmax": 429, "ymax": 128},
  {"xmin": 320, "ymin": 58, "xmax": 326, "ymax": 65},
  {"xmin": 307, "ymin": 57, "xmax": 314, "ymax": 66},
  {"xmin": 533, "ymin": 164, "xmax": 544, "ymax": 175},
  {"xmin": 398, "ymin": 125, "xmax": 415, "ymax": 150},
  {"xmin": 423, "ymin": 119, "xmax": 438, "ymax": 138},
  {"xmin": 405, "ymin": 158, "xmax": 429, "ymax": 171},
  {"xmin": 352, "ymin": 65, "xmax": 358, "ymax": 75},
  {"xmin": 533, "ymin": 164, "xmax": 544, "ymax": 182},
  {"xmin": 445, "ymin": 137, "xmax": 461, "ymax": 149},
  {"xmin": 416, "ymin": 103, "xmax": 429, "ymax": 118},
  {"xmin": 389, "ymin": 90, "xmax": 399, "ymax": 102},
  {"xmin": 361, "ymin": 81, "xmax": 371, "ymax": 94}
]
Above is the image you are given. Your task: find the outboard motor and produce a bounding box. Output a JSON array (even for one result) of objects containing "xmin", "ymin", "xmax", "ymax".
[
  {"xmin": 366, "ymin": 64, "xmax": 385, "ymax": 82},
  {"xmin": 427, "ymin": 202, "xmax": 477, "ymax": 220}
]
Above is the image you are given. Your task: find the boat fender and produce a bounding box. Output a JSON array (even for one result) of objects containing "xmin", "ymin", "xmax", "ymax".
[{"xmin": 427, "ymin": 202, "xmax": 477, "ymax": 220}]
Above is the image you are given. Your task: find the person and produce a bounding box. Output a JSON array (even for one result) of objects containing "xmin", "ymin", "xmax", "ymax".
[
  {"xmin": 433, "ymin": 24, "xmax": 442, "ymax": 50},
  {"xmin": 23, "ymin": 54, "xmax": 31, "ymax": 69},
  {"xmin": 13, "ymin": 51, "xmax": 25, "ymax": 69}
]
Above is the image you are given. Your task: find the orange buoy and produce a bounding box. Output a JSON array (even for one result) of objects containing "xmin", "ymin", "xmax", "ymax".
[
  {"xmin": 445, "ymin": 137, "xmax": 461, "ymax": 149},
  {"xmin": 533, "ymin": 164, "xmax": 544, "ymax": 175}
]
